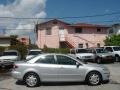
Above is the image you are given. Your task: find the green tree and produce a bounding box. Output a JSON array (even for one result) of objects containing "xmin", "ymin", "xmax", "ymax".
[
  {"xmin": 104, "ymin": 35, "xmax": 120, "ymax": 46},
  {"xmin": 10, "ymin": 35, "xmax": 19, "ymax": 45}
]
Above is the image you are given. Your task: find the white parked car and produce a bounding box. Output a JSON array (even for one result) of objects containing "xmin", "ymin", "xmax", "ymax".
[
  {"xmin": 103, "ymin": 46, "xmax": 120, "ymax": 62},
  {"xmin": 0, "ymin": 50, "xmax": 21, "ymax": 61},
  {"xmin": 70, "ymin": 48, "xmax": 95, "ymax": 62},
  {"xmin": 0, "ymin": 50, "xmax": 21, "ymax": 68},
  {"xmin": 26, "ymin": 49, "xmax": 42, "ymax": 60}
]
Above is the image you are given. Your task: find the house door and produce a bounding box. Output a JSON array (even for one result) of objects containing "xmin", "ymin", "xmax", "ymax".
[{"xmin": 59, "ymin": 29, "xmax": 65, "ymax": 41}]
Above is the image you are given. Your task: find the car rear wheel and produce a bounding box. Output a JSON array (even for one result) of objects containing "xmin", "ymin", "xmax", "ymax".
[
  {"xmin": 24, "ymin": 72, "xmax": 40, "ymax": 87},
  {"xmin": 86, "ymin": 72, "xmax": 102, "ymax": 86}
]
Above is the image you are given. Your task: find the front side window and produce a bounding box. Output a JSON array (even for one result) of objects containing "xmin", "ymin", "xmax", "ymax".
[
  {"xmin": 56, "ymin": 55, "xmax": 76, "ymax": 65},
  {"xmin": 36, "ymin": 55, "xmax": 55, "ymax": 64},
  {"xmin": 96, "ymin": 49, "xmax": 107, "ymax": 53},
  {"xmin": 105, "ymin": 47, "xmax": 113, "ymax": 52},
  {"xmin": 113, "ymin": 47, "xmax": 120, "ymax": 51},
  {"xmin": 77, "ymin": 49, "xmax": 88, "ymax": 53}
]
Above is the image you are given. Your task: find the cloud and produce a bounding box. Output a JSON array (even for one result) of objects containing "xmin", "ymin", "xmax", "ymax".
[{"xmin": 0, "ymin": 0, "xmax": 47, "ymax": 42}]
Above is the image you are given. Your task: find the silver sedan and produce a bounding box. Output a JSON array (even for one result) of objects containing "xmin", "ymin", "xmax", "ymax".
[{"xmin": 12, "ymin": 53, "xmax": 110, "ymax": 87}]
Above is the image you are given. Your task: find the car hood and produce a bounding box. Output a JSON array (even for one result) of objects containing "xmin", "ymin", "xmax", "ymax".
[
  {"xmin": 0, "ymin": 56, "xmax": 18, "ymax": 61},
  {"xmin": 76, "ymin": 53, "xmax": 94, "ymax": 56},
  {"xmin": 26, "ymin": 55, "xmax": 35, "ymax": 60},
  {"xmin": 97, "ymin": 53, "xmax": 113, "ymax": 57}
]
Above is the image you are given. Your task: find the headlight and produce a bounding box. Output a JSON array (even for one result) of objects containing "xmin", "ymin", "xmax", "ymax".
[{"xmin": 79, "ymin": 56, "xmax": 84, "ymax": 59}]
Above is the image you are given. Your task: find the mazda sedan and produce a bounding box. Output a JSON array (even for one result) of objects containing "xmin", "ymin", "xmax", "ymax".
[{"xmin": 12, "ymin": 53, "xmax": 110, "ymax": 87}]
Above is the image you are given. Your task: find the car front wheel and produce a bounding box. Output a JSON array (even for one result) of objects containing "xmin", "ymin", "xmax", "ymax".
[
  {"xmin": 24, "ymin": 72, "xmax": 40, "ymax": 87},
  {"xmin": 86, "ymin": 72, "xmax": 102, "ymax": 86}
]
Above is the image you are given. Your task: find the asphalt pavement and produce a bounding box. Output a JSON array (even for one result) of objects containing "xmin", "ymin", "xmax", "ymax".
[{"xmin": 0, "ymin": 63, "xmax": 120, "ymax": 90}]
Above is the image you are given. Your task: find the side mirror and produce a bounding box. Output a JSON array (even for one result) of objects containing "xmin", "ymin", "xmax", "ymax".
[{"xmin": 76, "ymin": 62, "xmax": 80, "ymax": 68}]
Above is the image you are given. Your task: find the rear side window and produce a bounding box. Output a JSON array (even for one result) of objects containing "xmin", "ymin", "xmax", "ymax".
[
  {"xmin": 36, "ymin": 55, "xmax": 55, "ymax": 64},
  {"xmin": 56, "ymin": 55, "xmax": 76, "ymax": 65}
]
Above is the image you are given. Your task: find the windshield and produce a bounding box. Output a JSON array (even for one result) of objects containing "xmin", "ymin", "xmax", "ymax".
[
  {"xmin": 77, "ymin": 49, "xmax": 88, "ymax": 53},
  {"xmin": 113, "ymin": 47, "xmax": 120, "ymax": 51},
  {"xmin": 3, "ymin": 52, "xmax": 17, "ymax": 56},
  {"xmin": 28, "ymin": 51, "xmax": 42, "ymax": 55},
  {"xmin": 96, "ymin": 48, "xmax": 108, "ymax": 53}
]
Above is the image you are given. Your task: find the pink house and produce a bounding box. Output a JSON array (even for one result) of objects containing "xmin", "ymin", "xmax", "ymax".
[{"xmin": 36, "ymin": 19, "xmax": 109, "ymax": 48}]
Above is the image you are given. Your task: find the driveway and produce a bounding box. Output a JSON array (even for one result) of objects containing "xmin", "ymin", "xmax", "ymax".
[{"xmin": 0, "ymin": 63, "xmax": 120, "ymax": 90}]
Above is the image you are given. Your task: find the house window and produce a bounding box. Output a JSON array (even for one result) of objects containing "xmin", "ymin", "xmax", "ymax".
[
  {"xmin": 97, "ymin": 28, "xmax": 101, "ymax": 32},
  {"xmin": 109, "ymin": 29, "xmax": 114, "ymax": 34},
  {"xmin": 46, "ymin": 27, "xmax": 51, "ymax": 35},
  {"xmin": 86, "ymin": 43, "xmax": 89, "ymax": 48},
  {"xmin": 59, "ymin": 27, "xmax": 64, "ymax": 30},
  {"xmin": 53, "ymin": 20, "xmax": 58, "ymax": 24},
  {"xmin": 75, "ymin": 28, "xmax": 82, "ymax": 33},
  {"xmin": 97, "ymin": 43, "xmax": 100, "ymax": 47},
  {"xmin": 78, "ymin": 44, "xmax": 83, "ymax": 48}
]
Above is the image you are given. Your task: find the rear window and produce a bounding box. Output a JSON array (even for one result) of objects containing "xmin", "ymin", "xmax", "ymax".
[
  {"xmin": 28, "ymin": 51, "xmax": 42, "ymax": 55},
  {"xmin": 3, "ymin": 52, "xmax": 17, "ymax": 56}
]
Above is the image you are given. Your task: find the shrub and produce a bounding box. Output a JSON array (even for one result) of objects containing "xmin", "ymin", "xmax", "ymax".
[{"xmin": 0, "ymin": 46, "xmax": 6, "ymax": 52}]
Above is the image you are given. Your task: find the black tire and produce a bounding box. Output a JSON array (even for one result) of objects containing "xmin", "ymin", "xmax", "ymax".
[
  {"xmin": 86, "ymin": 72, "xmax": 102, "ymax": 86},
  {"xmin": 24, "ymin": 72, "xmax": 40, "ymax": 87}
]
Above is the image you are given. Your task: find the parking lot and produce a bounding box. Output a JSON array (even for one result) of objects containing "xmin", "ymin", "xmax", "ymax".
[{"xmin": 0, "ymin": 63, "xmax": 120, "ymax": 90}]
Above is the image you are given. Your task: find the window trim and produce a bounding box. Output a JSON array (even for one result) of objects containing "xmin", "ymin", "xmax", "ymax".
[
  {"xmin": 35, "ymin": 55, "xmax": 56, "ymax": 64},
  {"xmin": 46, "ymin": 27, "xmax": 52, "ymax": 35},
  {"xmin": 55, "ymin": 55, "xmax": 77, "ymax": 65}
]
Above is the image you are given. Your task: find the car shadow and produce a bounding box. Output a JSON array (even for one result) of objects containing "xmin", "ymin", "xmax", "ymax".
[{"xmin": 16, "ymin": 80, "xmax": 86, "ymax": 86}]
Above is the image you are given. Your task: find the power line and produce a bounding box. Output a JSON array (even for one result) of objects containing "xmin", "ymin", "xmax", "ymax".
[{"xmin": 0, "ymin": 11, "xmax": 120, "ymax": 19}]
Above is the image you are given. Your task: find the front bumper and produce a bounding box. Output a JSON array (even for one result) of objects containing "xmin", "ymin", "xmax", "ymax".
[
  {"xmin": 100, "ymin": 56, "xmax": 115, "ymax": 62},
  {"xmin": 102, "ymin": 70, "xmax": 110, "ymax": 81}
]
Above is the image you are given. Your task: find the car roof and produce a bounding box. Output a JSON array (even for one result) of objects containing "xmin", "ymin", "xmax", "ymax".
[
  {"xmin": 104, "ymin": 46, "xmax": 120, "ymax": 47},
  {"xmin": 4, "ymin": 50, "xmax": 18, "ymax": 52},
  {"xmin": 70, "ymin": 48, "xmax": 87, "ymax": 50},
  {"xmin": 29, "ymin": 49, "xmax": 42, "ymax": 51}
]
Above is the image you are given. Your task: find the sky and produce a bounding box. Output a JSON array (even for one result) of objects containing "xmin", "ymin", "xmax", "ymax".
[
  {"xmin": 46, "ymin": 0, "xmax": 120, "ymax": 24},
  {"xmin": 0, "ymin": 0, "xmax": 120, "ymax": 43}
]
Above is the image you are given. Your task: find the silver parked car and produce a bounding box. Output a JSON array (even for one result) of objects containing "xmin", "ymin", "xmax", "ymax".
[{"xmin": 12, "ymin": 53, "xmax": 110, "ymax": 87}]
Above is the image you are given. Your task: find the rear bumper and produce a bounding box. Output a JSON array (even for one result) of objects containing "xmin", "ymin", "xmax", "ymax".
[
  {"xmin": 12, "ymin": 71, "xmax": 23, "ymax": 80},
  {"xmin": 0, "ymin": 62, "xmax": 14, "ymax": 69}
]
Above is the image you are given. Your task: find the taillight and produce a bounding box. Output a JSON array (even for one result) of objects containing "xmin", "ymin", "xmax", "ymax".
[{"xmin": 13, "ymin": 64, "xmax": 18, "ymax": 69}]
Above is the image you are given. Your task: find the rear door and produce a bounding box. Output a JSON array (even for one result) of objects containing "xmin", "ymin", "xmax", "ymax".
[{"xmin": 34, "ymin": 55, "xmax": 60, "ymax": 81}]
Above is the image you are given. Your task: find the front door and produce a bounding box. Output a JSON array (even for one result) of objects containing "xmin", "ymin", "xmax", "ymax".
[
  {"xmin": 35, "ymin": 55, "xmax": 59, "ymax": 81},
  {"xmin": 56, "ymin": 55, "xmax": 84, "ymax": 81}
]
